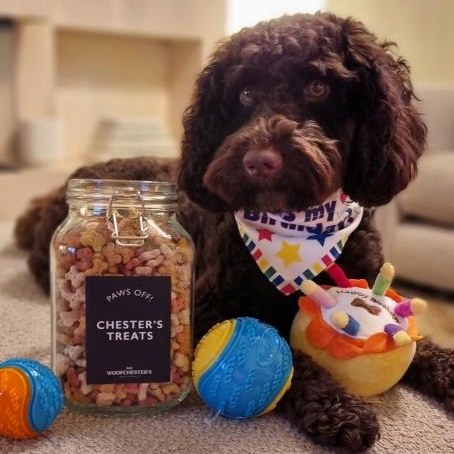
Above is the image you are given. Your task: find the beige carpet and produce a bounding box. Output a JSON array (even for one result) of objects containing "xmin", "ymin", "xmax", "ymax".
[{"xmin": 0, "ymin": 222, "xmax": 452, "ymax": 454}]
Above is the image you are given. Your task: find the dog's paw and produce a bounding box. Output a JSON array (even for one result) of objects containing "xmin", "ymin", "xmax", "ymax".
[
  {"xmin": 317, "ymin": 395, "xmax": 379, "ymax": 452},
  {"xmin": 279, "ymin": 351, "xmax": 379, "ymax": 453},
  {"xmin": 285, "ymin": 390, "xmax": 379, "ymax": 453},
  {"xmin": 404, "ymin": 338, "xmax": 454, "ymax": 413}
]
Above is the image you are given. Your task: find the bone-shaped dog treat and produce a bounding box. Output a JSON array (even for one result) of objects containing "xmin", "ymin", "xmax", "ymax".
[{"xmin": 350, "ymin": 298, "xmax": 381, "ymax": 315}]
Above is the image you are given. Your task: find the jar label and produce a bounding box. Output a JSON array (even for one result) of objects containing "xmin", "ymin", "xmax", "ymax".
[{"xmin": 85, "ymin": 276, "xmax": 171, "ymax": 384}]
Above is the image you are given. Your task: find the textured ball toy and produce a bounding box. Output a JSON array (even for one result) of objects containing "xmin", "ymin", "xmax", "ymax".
[
  {"xmin": 0, "ymin": 358, "xmax": 63, "ymax": 439},
  {"xmin": 290, "ymin": 263, "xmax": 427, "ymax": 397},
  {"xmin": 192, "ymin": 317, "xmax": 294, "ymax": 419}
]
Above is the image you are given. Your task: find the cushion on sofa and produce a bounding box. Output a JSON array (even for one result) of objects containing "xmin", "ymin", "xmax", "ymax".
[
  {"xmin": 391, "ymin": 222, "xmax": 454, "ymax": 292},
  {"xmin": 398, "ymin": 152, "xmax": 454, "ymax": 226},
  {"xmin": 417, "ymin": 85, "xmax": 454, "ymax": 151}
]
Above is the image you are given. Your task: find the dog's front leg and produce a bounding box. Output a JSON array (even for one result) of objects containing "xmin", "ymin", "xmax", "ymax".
[
  {"xmin": 278, "ymin": 349, "xmax": 380, "ymax": 453},
  {"xmin": 403, "ymin": 338, "xmax": 453, "ymax": 412},
  {"xmin": 193, "ymin": 277, "xmax": 226, "ymax": 343}
]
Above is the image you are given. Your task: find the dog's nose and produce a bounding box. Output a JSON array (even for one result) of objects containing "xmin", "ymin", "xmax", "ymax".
[{"xmin": 243, "ymin": 149, "xmax": 282, "ymax": 177}]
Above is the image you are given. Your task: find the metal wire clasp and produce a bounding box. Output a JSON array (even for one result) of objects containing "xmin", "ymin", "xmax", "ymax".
[{"xmin": 106, "ymin": 190, "xmax": 149, "ymax": 247}]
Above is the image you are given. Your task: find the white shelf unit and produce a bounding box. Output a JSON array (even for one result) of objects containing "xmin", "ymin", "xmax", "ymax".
[{"xmin": 0, "ymin": 0, "xmax": 226, "ymax": 165}]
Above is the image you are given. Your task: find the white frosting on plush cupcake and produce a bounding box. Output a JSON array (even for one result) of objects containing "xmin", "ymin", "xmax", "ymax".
[{"xmin": 321, "ymin": 287, "xmax": 408, "ymax": 339}]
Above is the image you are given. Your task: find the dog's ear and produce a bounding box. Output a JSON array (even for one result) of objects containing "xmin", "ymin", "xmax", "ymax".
[
  {"xmin": 178, "ymin": 55, "xmax": 230, "ymax": 211},
  {"xmin": 341, "ymin": 19, "xmax": 427, "ymax": 207}
]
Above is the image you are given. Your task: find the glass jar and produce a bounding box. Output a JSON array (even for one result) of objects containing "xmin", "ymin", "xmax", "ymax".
[{"xmin": 51, "ymin": 179, "xmax": 194, "ymax": 414}]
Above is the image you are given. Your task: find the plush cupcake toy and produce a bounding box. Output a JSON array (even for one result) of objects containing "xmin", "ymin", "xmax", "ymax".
[{"xmin": 290, "ymin": 263, "xmax": 427, "ymax": 397}]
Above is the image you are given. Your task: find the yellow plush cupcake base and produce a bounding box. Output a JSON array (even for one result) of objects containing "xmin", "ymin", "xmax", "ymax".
[{"xmin": 290, "ymin": 311, "xmax": 416, "ymax": 397}]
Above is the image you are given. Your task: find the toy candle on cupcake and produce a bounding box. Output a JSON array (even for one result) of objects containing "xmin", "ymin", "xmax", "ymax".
[{"xmin": 290, "ymin": 263, "xmax": 427, "ymax": 397}]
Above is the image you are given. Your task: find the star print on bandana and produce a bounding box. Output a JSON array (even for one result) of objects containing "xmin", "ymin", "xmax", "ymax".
[
  {"xmin": 275, "ymin": 241, "xmax": 301, "ymax": 267},
  {"xmin": 257, "ymin": 228, "xmax": 274, "ymax": 241},
  {"xmin": 306, "ymin": 223, "xmax": 334, "ymax": 246},
  {"xmin": 234, "ymin": 189, "xmax": 364, "ymax": 295}
]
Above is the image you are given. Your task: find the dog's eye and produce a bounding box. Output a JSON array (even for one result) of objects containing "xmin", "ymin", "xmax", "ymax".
[
  {"xmin": 239, "ymin": 88, "xmax": 255, "ymax": 107},
  {"xmin": 305, "ymin": 80, "xmax": 330, "ymax": 101}
]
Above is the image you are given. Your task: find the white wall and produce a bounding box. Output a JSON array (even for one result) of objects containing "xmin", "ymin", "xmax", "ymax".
[
  {"xmin": 325, "ymin": 0, "xmax": 454, "ymax": 86},
  {"xmin": 0, "ymin": 24, "xmax": 14, "ymax": 163},
  {"xmin": 227, "ymin": 0, "xmax": 325, "ymax": 33},
  {"xmin": 56, "ymin": 31, "xmax": 171, "ymax": 160}
]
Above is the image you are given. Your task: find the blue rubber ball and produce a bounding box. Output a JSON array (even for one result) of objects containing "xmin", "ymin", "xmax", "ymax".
[
  {"xmin": 193, "ymin": 317, "xmax": 294, "ymax": 419},
  {"xmin": 0, "ymin": 358, "xmax": 63, "ymax": 438}
]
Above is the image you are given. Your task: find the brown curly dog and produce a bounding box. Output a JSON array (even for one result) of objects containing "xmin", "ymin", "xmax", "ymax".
[{"xmin": 16, "ymin": 12, "xmax": 453, "ymax": 453}]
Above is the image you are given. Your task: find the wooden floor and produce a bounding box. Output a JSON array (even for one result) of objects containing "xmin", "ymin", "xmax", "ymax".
[{"xmin": 395, "ymin": 282, "xmax": 454, "ymax": 349}]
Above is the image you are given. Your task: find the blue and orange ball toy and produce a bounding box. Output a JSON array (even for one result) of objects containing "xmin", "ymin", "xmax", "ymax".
[
  {"xmin": 192, "ymin": 317, "xmax": 294, "ymax": 419},
  {"xmin": 0, "ymin": 358, "xmax": 63, "ymax": 439}
]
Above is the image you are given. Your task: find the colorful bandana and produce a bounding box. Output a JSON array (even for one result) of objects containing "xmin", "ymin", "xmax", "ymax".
[{"xmin": 234, "ymin": 190, "xmax": 363, "ymax": 295}]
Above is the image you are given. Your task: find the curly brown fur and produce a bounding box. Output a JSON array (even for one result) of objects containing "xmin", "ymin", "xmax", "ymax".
[
  {"xmin": 403, "ymin": 338, "xmax": 454, "ymax": 413},
  {"xmin": 15, "ymin": 12, "xmax": 452, "ymax": 453},
  {"xmin": 179, "ymin": 14, "xmax": 426, "ymax": 212},
  {"xmin": 177, "ymin": 12, "xmax": 429, "ymax": 452},
  {"xmin": 15, "ymin": 190, "xmax": 62, "ymax": 250},
  {"xmin": 278, "ymin": 350, "xmax": 379, "ymax": 452}
]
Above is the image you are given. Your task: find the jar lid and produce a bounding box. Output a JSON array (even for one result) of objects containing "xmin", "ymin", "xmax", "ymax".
[{"xmin": 66, "ymin": 179, "xmax": 177, "ymax": 204}]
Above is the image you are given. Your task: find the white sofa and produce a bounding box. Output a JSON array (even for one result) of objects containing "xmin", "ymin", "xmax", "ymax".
[{"xmin": 376, "ymin": 85, "xmax": 454, "ymax": 292}]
